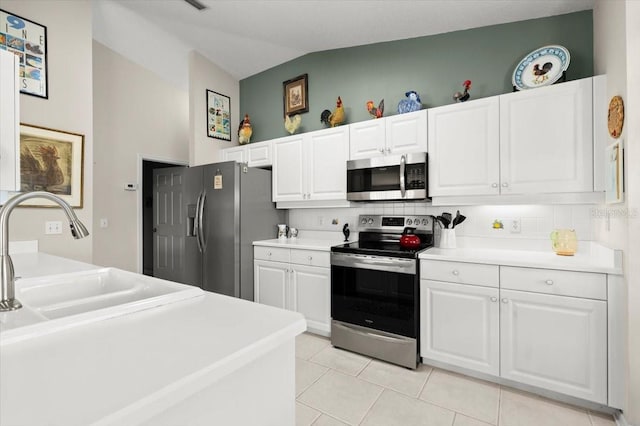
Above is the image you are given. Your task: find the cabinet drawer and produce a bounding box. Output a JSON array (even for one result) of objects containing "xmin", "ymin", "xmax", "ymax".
[
  {"xmin": 290, "ymin": 249, "xmax": 330, "ymax": 268},
  {"xmin": 254, "ymin": 246, "xmax": 290, "ymax": 263},
  {"xmin": 421, "ymin": 260, "xmax": 499, "ymax": 287},
  {"xmin": 500, "ymin": 266, "xmax": 606, "ymax": 300}
]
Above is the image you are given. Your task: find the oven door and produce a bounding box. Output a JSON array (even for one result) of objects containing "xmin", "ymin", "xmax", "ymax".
[{"xmin": 331, "ymin": 252, "xmax": 418, "ymax": 338}]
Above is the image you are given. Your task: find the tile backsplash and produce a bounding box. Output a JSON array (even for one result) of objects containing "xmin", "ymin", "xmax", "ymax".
[{"xmin": 288, "ymin": 203, "xmax": 596, "ymax": 241}]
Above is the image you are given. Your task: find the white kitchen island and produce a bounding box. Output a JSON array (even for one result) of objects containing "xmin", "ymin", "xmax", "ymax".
[{"xmin": 1, "ymin": 252, "xmax": 306, "ymax": 426}]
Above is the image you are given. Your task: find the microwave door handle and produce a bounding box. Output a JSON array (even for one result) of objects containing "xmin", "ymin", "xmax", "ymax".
[{"xmin": 400, "ymin": 154, "xmax": 406, "ymax": 198}]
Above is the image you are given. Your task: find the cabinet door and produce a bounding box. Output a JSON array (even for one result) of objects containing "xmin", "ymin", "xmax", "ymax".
[
  {"xmin": 349, "ymin": 119, "xmax": 385, "ymax": 160},
  {"xmin": 306, "ymin": 127, "xmax": 349, "ymax": 201},
  {"xmin": 500, "ymin": 289, "xmax": 607, "ymax": 403},
  {"xmin": 254, "ymin": 260, "xmax": 288, "ymax": 309},
  {"xmin": 291, "ymin": 264, "xmax": 330, "ymax": 335},
  {"xmin": 385, "ymin": 109, "xmax": 427, "ymax": 155},
  {"xmin": 222, "ymin": 146, "xmax": 246, "ymax": 163},
  {"xmin": 247, "ymin": 141, "xmax": 272, "ymax": 167},
  {"xmin": 499, "ymin": 78, "xmax": 593, "ymax": 194},
  {"xmin": 421, "ymin": 280, "xmax": 499, "ymax": 375},
  {"xmin": 428, "ymin": 98, "xmax": 500, "ymax": 196},
  {"xmin": 0, "ymin": 49, "xmax": 20, "ymax": 192},
  {"xmin": 272, "ymin": 135, "xmax": 306, "ymax": 202}
]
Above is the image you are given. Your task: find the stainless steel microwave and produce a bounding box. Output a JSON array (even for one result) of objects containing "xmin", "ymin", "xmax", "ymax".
[{"xmin": 346, "ymin": 153, "xmax": 428, "ymax": 201}]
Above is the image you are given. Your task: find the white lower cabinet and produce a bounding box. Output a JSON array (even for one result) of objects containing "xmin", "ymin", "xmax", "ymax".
[
  {"xmin": 420, "ymin": 259, "xmax": 609, "ymax": 404},
  {"xmin": 421, "ymin": 280, "xmax": 499, "ymax": 375},
  {"xmin": 254, "ymin": 246, "xmax": 330, "ymax": 335},
  {"xmin": 500, "ymin": 289, "xmax": 607, "ymax": 404}
]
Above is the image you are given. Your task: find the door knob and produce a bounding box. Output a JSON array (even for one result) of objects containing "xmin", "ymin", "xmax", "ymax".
[{"xmin": 490, "ymin": 297, "xmax": 497, "ymax": 302}]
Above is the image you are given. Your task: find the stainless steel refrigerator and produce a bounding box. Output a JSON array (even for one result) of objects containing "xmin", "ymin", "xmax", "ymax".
[{"xmin": 152, "ymin": 161, "xmax": 285, "ymax": 300}]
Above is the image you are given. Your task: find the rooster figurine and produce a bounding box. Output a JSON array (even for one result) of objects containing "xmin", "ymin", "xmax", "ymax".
[
  {"xmin": 366, "ymin": 99, "xmax": 384, "ymax": 119},
  {"xmin": 397, "ymin": 91, "xmax": 421, "ymax": 114},
  {"xmin": 284, "ymin": 114, "xmax": 302, "ymax": 134},
  {"xmin": 453, "ymin": 80, "xmax": 472, "ymax": 102},
  {"xmin": 320, "ymin": 96, "xmax": 345, "ymax": 127},
  {"xmin": 238, "ymin": 114, "xmax": 252, "ymax": 145}
]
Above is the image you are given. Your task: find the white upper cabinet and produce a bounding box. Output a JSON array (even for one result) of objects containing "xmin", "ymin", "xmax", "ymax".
[
  {"xmin": 385, "ymin": 109, "xmax": 428, "ymax": 155},
  {"xmin": 428, "ymin": 98, "xmax": 500, "ymax": 196},
  {"xmin": 349, "ymin": 110, "xmax": 427, "ymax": 160},
  {"xmin": 500, "ymin": 78, "xmax": 593, "ymax": 194},
  {"xmin": 349, "ymin": 119, "xmax": 386, "ymax": 159},
  {"xmin": 428, "ymin": 77, "xmax": 598, "ymax": 200},
  {"xmin": 272, "ymin": 127, "xmax": 349, "ymax": 206},
  {"xmin": 221, "ymin": 140, "xmax": 272, "ymax": 167},
  {"xmin": 0, "ymin": 49, "xmax": 20, "ymax": 192}
]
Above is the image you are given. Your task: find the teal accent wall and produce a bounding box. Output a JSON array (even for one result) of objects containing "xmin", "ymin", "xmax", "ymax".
[{"xmin": 240, "ymin": 11, "xmax": 593, "ymax": 143}]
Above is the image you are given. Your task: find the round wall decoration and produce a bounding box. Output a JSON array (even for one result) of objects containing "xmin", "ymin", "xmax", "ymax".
[{"xmin": 608, "ymin": 95, "xmax": 624, "ymax": 138}]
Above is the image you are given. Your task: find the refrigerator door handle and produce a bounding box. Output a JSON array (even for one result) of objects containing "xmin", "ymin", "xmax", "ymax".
[
  {"xmin": 194, "ymin": 191, "xmax": 204, "ymax": 253},
  {"xmin": 198, "ymin": 191, "xmax": 207, "ymax": 252}
]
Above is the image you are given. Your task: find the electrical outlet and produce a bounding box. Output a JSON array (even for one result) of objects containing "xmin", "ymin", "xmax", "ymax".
[
  {"xmin": 45, "ymin": 221, "xmax": 62, "ymax": 235},
  {"xmin": 510, "ymin": 218, "xmax": 521, "ymax": 234},
  {"xmin": 100, "ymin": 218, "xmax": 109, "ymax": 228}
]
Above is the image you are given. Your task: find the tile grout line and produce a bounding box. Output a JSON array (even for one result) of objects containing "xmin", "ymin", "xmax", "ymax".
[{"xmin": 356, "ymin": 385, "xmax": 385, "ymax": 426}]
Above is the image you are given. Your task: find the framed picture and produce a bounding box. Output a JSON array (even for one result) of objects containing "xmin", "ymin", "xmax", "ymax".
[
  {"xmin": 14, "ymin": 124, "xmax": 84, "ymax": 207},
  {"xmin": 605, "ymin": 139, "xmax": 624, "ymax": 204},
  {"xmin": 0, "ymin": 9, "xmax": 48, "ymax": 98},
  {"xmin": 283, "ymin": 73, "xmax": 308, "ymax": 115},
  {"xmin": 207, "ymin": 89, "xmax": 231, "ymax": 141}
]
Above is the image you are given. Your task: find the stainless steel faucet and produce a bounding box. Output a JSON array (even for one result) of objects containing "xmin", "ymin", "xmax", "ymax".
[{"xmin": 0, "ymin": 191, "xmax": 89, "ymax": 312}]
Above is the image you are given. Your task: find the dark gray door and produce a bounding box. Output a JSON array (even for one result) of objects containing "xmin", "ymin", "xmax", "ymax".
[
  {"xmin": 153, "ymin": 166, "xmax": 202, "ymax": 286},
  {"xmin": 201, "ymin": 162, "xmax": 238, "ymax": 297}
]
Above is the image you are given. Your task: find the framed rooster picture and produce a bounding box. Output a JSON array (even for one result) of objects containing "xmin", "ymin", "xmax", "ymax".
[
  {"xmin": 13, "ymin": 124, "xmax": 84, "ymax": 207},
  {"xmin": 283, "ymin": 73, "xmax": 309, "ymax": 115}
]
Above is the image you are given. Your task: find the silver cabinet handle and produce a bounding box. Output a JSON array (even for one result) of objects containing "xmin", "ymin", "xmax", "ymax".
[
  {"xmin": 379, "ymin": 148, "xmax": 385, "ymax": 153},
  {"xmin": 399, "ymin": 154, "xmax": 406, "ymax": 198},
  {"xmin": 491, "ymin": 183, "xmax": 498, "ymax": 188},
  {"xmin": 307, "ymin": 193, "xmax": 311, "ymax": 199},
  {"xmin": 490, "ymin": 297, "xmax": 498, "ymax": 302},
  {"xmin": 502, "ymin": 182, "xmax": 509, "ymax": 187},
  {"xmin": 452, "ymin": 270, "xmax": 459, "ymax": 276},
  {"xmin": 385, "ymin": 147, "xmax": 391, "ymax": 153},
  {"xmin": 545, "ymin": 279, "xmax": 554, "ymax": 285},
  {"xmin": 502, "ymin": 298, "xmax": 508, "ymax": 304},
  {"xmin": 267, "ymin": 252, "xmax": 272, "ymax": 257},
  {"xmin": 308, "ymin": 256, "xmax": 313, "ymax": 261}
]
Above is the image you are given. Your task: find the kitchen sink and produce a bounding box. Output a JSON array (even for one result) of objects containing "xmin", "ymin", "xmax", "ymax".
[{"xmin": 0, "ymin": 268, "xmax": 204, "ymax": 345}]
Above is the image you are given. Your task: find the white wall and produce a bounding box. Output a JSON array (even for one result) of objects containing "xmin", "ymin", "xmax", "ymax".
[
  {"xmin": 623, "ymin": 1, "xmax": 639, "ymax": 423},
  {"xmin": 3, "ymin": 0, "xmax": 93, "ymax": 263},
  {"xmin": 92, "ymin": 41, "xmax": 189, "ymax": 271},
  {"xmin": 188, "ymin": 51, "xmax": 240, "ymax": 165}
]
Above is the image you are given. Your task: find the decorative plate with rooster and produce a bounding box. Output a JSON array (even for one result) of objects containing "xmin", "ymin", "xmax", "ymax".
[{"xmin": 512, "ymin": 45, "xmax": 570, "ymax": 90}]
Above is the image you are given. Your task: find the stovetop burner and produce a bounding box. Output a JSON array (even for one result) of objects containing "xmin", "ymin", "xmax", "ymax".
[{"xmin": 331, "ymin": 215, "xmax": 435, "ymax": 259}]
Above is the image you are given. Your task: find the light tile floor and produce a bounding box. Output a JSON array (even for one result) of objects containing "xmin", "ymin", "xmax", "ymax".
[{"xmin": 295, "ymin": 333, "xmax": 616, "ymax": 426}]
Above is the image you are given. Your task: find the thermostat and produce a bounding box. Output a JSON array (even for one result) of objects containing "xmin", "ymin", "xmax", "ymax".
[{"xmin": 124, "ymin": 183, "xmax": 138, "ymax": 191}]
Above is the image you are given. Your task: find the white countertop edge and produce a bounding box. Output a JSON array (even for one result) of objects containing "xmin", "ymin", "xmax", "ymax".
[
  {"xmin": 93, "ymin": 317, "xmax": 307, "ymax": 426},
  {"xmin": 419, "ymin": 243, "xmax": 623, "ymax": 275},
  {"xmin": 253, "ymin": 238, "xmax": 346, "ymax": 251}
]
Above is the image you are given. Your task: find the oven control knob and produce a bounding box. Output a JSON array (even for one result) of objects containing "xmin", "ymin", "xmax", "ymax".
[
  {"xmin": 414, "ymin": 218, "xmax": 420, "ymax": 225},
  {"xmin": 367, "ymin": 218, "xmax": 374, "ymax": 225},
  {"xmin": 406, "ymin": 219, "xmax": 412, "ymax": 225},
  {"xmin": 361, "ymin": 217, "xmax": 368, "ymax": 225},
  {"xmin": 422, "ymin": 218, "xmax": 428, "ymax": 226}
]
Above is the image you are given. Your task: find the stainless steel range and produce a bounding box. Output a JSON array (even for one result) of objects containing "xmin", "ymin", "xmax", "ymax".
[{"xmin": 330, "ymin": 215, "xmax": 434, "ymax": 369}]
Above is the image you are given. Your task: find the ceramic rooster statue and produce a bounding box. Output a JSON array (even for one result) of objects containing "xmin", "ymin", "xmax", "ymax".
[
  {"xmin": 453, "ymin": 80, "xmax": 472, "ymax": 102},
  {"xmin": 320, "ymin": 96, "xmax": 345, "ymax": 127},
  {"xmin": 238, "ymin": 114, "xmax": 252, "ymax": 145},
  {"xmin": 397, "ymin": 91, "xmax": 421, "ymax": 114},
  {"xmin": 284, "ymin": 114, "xmax": 302, "ymax": 134},
  {"xmin": 366, "ymin": 99, "xmax": 384, "ymax": 119}
]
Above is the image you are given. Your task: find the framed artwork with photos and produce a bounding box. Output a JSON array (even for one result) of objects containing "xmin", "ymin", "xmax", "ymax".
[
  {"xmin": 0, "ymin": 9, "xmax": 48, "ymax": 98},
  {"xmin": 283, "ymin": 73, "xmax": 308, "ymax": 115},
  {"xmin": 207, "ymin": 89, "xmax": 231, "ymax": 141},
  {"xmin": 14, "ymin": 124, "xmax": 84, "ymax": 207}
]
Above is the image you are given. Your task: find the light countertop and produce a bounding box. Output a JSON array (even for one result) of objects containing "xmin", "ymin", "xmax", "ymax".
[
  {"xmin": 1, "ymin": 252, "xmax": 306, "ymax": 425},
  {"xmin": 253, "ymin": 238, "xmax": 346, "ymax": 251},
  {"xmin": 419, "ymin": 243, "xmax": 622, "ymax": 275}
]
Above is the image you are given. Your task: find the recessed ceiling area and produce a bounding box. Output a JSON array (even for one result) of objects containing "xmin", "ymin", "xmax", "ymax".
[{"xmin": 104, "ymin": 0, "xmax": 594, "ymax": 80}]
